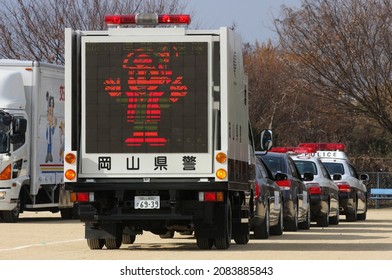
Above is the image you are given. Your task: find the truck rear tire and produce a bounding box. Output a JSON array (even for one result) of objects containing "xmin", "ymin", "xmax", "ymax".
[
  {"xmin": 196, "ymin": 238, "xmax": 214, "ymax": 249},
  {"xmin": 122, "ymin": 234, "xmax": 136, "ymax": 244},
  {"xmin": 87, "ymin": 238, "xmax": 104, "ymax": 250},
  {"xmin": 214, "ymin": 199, "xmax": 232, "ymax": 249},
  {"xmin": 105, "ymin": 237, "xmax": 122, "ymax": 249}
]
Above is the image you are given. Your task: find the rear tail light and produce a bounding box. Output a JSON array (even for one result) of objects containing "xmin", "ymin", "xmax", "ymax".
[
  {"xmin": 276, "ymin": 179, "xmax": 291, "ymax": 190},
  {"xmin": 255, "ymin": 182, "xmax": 261, "ymax": 198},
  {"xmin": 199, "ymin": 192, "xmax": 224, "ymax": 202},
  {"xmin": 70, "ymin": 192, "xmax": 94, "ymax": 202},
  {"xmin": 337, "ymin": 182, "xmax": 351, "ymax": 193},
  {"xmin": 307, "ymin": 183, "xmax": 322, "ymax": 195}
]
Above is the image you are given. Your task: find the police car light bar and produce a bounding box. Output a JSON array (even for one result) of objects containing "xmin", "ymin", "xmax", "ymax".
[
  {"xmin": 298, "ymin": 143, "xmax": 346, "ymax": 151},
  {"xmin": 104, "ymin": 13, "xmax": 191, "ymax": 26},
  {"xmin": 270, "ymin": 147, "xmax": 316, "ymax": 154}
]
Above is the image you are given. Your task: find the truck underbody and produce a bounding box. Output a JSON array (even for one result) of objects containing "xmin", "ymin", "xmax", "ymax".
[{"xmin": 70, "ymin": 181, "xmax": 252, "ymax": 249}]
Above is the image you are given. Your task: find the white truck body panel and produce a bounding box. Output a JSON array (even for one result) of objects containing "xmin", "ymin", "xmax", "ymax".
[
  {"xmin": 64, "ymin": 27, "xmax": 250, "ymax": 182},
  {"xmin": 0, "ymin": 60, "xmax": 66, "ymax": 211}
]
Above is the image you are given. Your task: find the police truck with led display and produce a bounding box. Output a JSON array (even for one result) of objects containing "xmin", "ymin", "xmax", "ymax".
[{"xmin": 63, "ymin": 13, "xmax": 272, "ymax": 249}]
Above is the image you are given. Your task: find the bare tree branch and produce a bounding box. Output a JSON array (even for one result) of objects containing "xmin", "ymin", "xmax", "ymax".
[
  {"xmin": 0, "ymin": 0, "xmax": 187, "ymax": 64},
  {"xmin": 275, "ymin": 0, "xmax": 392, "ymax": 134}
]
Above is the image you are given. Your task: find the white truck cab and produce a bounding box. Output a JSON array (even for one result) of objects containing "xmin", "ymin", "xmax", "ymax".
[{"xmin": 0, "ymin": 60, "xmax": 72, "ymax": 222}]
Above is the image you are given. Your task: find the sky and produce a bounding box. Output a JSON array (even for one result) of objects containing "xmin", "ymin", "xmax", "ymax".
[{"xmin": 181, "ymin": 0, "xmax": 302, "ymax": 43}]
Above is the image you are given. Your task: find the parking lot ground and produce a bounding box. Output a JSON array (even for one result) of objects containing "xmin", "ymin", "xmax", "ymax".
[{"xmin": 0, "ymin": 207, "xmax": 391, "ymax": 260}]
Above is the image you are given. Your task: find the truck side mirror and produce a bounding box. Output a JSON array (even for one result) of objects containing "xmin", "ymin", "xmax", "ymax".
[
  {"xmin": 259, "ymin": 129, "xmax": 273, "ymax": 151},
  {"xmin": 13, "ymin": 118, "xmax": 27, "ymax": 134}
]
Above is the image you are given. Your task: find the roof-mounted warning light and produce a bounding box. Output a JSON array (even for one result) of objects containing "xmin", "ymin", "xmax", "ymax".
[
  {"xmin": 270, "ymin": 147, "xmax": 317, "ymax": 154},
  {"xmin": 104, "ymin": 13, "xmax": 191, "ymax": 26},
  {"xmin": 298, "ymin": 143, "xmax": 346, "ymax": 151}
]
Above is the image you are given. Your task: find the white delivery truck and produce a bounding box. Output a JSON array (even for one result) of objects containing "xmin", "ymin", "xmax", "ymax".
[
  {"xmin": 0, "ymin": 60, "xmax": 73, "ymax": 222},
  {"xmin": 64, "ymin": 13, "xmax": 272, "ymax": 250}
]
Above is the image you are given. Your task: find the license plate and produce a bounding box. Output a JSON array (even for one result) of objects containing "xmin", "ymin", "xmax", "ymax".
[{"xmin": 134, "ymin": 196, "xmax": 160, "ymax": 209}]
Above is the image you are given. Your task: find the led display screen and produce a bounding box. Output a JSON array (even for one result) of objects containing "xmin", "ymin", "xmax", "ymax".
[{"xmin": 84, "ymin": 42, "xmax": 208, "ymax": 153}]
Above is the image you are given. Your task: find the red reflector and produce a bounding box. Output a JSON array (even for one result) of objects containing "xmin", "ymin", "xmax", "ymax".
[
  {"xmin": 76, "ymin": 192, "xmax": 89, "ymax": 202},
  {"xmin": 204, "ymin": 192, "xmax": 216, "ymax": 201},
  {"xmin": 276, "ymin": 179, "xmax": 291, "ymax": 188},
  {"xmin": 337, "ymin": 183, "xmax": 351, "ymax": 193}
]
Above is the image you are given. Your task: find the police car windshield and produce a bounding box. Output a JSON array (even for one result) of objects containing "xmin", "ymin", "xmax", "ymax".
[
  {"xmin": 323, "ymin": 162, "xmax": 345, "ymax": 175},
  {"xmin": 294, "ymin": 160, "xmax": 318, "ymax": 176}
]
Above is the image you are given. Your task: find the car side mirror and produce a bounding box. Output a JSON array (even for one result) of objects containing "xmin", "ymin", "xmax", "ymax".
[
  {"xmin": 275, "ymin": 172, "xmax": 288, "ymax": 182},
  {"xmin": 332, "ymin": 173, "xmax": 342, "ymax": 180},
  {"xmin": 360, "ymin": 174, "xmax": 369, "ymax": 181},
  {"xmin": 303, "ymin": 172, "xmax": 314, "ymax": 181}
]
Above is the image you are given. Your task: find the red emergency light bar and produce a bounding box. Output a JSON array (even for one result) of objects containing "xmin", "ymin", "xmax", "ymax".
[
  {"xmin": 104, "ymin": 13, "xmax": 191, "ymax": 26},
  {"xmin": 270, "ymin": 146, "xmax": 317, "ymax": 154},
  {"xmin": 298, "ymin": 143, "xmax": 346, "ymax": 151}
]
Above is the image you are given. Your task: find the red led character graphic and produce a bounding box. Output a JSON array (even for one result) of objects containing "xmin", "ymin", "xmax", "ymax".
[{"xmin": 104, "ymin": 46, "xmax": 188, "ymax": 147}]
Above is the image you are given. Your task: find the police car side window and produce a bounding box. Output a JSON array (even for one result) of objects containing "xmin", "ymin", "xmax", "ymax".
[
  {"xmin": 319, "ymin": 160, "xmax": 330, "ymax": 179},
  {"xmin": 288, "ymin": 158, "xmax": 300, "ymax": 179},
  {"xmin": 348, "ymin": 164, "xmax": 359, "ymax": 179}
]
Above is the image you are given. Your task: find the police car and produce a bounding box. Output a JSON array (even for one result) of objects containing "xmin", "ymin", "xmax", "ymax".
[
  {"xmin": 288, "ymin": 148, "xmax": 340, "ymax": 227},
  {"xmin": 299, "ymin": 143, "xmax": 369, "ymax": 222}
]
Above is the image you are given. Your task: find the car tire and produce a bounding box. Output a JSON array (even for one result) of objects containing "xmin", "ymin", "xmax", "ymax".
[
  {"xmin": 285, "ymin": 201, "xmax": 298, "ymax": 231},
  {"xmin": 316, "ymin": 203, "xmax": 330, "ymax": 227},
  {"xmin": 299, "ymin": 203, "xmax": 311, "ymax": 230},
  {"xmin": 270, "ymin": 202, "xmax": 284, "ymax": 236},
  {"xmin": 346, "ymin": 196, "xmax": 358, "ymax": 222},
  {"xmin": 357, "ymin": 197, "xmax": 367, "ymax": 221},
  {"xmin": 253, "ymin": 203, "xmax": 270, "ymax": 239},
  {"xmin": 329, "ymin": 208, "xmax": 340, "ymax": 225}
]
